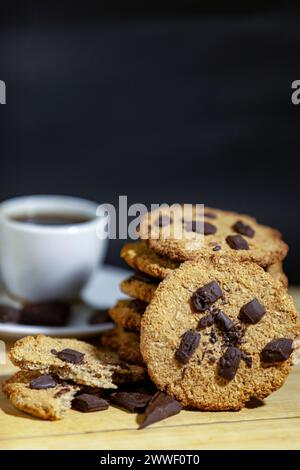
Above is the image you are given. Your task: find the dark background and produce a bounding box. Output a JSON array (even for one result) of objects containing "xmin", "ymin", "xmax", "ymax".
[{"xmin": 1, "ymin": 2, "xmax": 300, "ymax": 282}]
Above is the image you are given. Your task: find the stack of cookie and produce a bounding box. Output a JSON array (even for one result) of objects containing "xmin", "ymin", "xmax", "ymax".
[{"xmin": 103, "ymin": 206, "xmax": 300, "ymax": 410}]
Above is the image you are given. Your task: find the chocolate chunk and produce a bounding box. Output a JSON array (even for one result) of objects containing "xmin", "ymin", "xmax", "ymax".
[
  {"xmin": 175, "ymin": 330, "xmax": 201, "ymax": 364},
  {"xmin": 214, "ymin": 310, "xmax": 234, "ymax": 331},
  {"xmin": 0, "ymin": 305, "xmax": 21, "ymax": 323},
  {"xmin": 185, "ymin": 221, "xmax": 217, "ymax": 235},
  {"xmin": 204, "ymin": 222, "xmax": 217, "ymax": 235},
  {"xmin": 232, "ymin": 220, "xmax": 255, "ymax": 238},
  {"xmin": 212, "ymin": 245, "xmax": 221, "ymax": 252},
  {"xmin": 261, "ymin": 338, "xmax": 293, "ymax": 363},
  {"xmin": 226, "ymin": 235, "xmax": 249, "ymax": 250},
  {"xmin": 223, "ymin": 325, "xmax": 245, "ymax": 347},
  {"xmin": 219, "ymin": 347, "xmax": 241, "ymax": 380},
  {"xmin": 56, "ymin": 348, "xmax": 85, "ymax": 364},
  {"xmin": 109, "ymin": 391, "xmax": 152, "ymax": 412},
  {"xmin": 199, "ymin": 313, "xmax": 215, "ymax": 328},
  {"xmin": 155, "ymin": 214, "xmax": 171, "ymax": 227},
  {"xmin": 241, "ymin": 352, "xmax": 253, "ymax": 368},
  {"xmin": 185, "ymin": 220, "xmax": 202, "ymax": 234},
  {"xmin": 21, "ymin": 301, "xmax": 70, "ymax": 326},
  {"xmin": 30, "ymin": 374, "xmax": 57, "ymax": 390},
  {"xmin": 209, "ymin": 330, "xmax": 218, "ymax": 344},
  {"xmin": 239, "ymin": 298, "xmax": 266, "ymax": 324},
  {"xmin": 51, "ymin": 349, "xmax": 58, "ymax": 356},
  {"xmin": 89, "ymin": 309, "xmax": 110, "ymax": 325},
  {"xmin": 130, "ymin": 299, "xmax": 148, "ymax": 315},
  {"xmin": 191, "ymin": 281, "xmax": 223, "ymax": 312},
  {"xmin": 72, "ymin": 393, "xmax": 109, "ymax": 412},
  {"xmin": 204, "ymin": 211, "xmax": 217, "ymax": 219},
  {"xmin": 132, "ymin": 271, "xmax": 161, "ymax": 285},
  {"xmin": 139, "ymin": 391, "xmax": 182, "ymax": 429}
]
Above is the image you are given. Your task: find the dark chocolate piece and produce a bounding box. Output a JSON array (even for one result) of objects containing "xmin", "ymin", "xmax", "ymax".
[
  {"xmin": 56, "ymin": 348, "xmax": 85, "ymax": 364},
  {"xmin": 232, "ymin": 220, "xmax": 255, "ymax": 238},
  {"xmin": 191, "ymin": 281, "xmax": 223, "ymax": 312},
  {"xmin": 30, "ymin": 374, "xmax": 57, "ymax": 390},
  {"xmin": 214, "ymin": 310, "xmax": 234, "ymax": 331},
  {"xmin": 261, "ymin": 338, "xmax": 293, "ymax": 363},
  {"xmin": 203, "ymin": 222, "xmax": 217, "ymax": 235},
  {"xmin": 219, "ymin": 347, "xmax": 241, "ymax": 380},
  {"xmin": 139, "ymin": 391, "xmax": 182, "ymax": 429},
  {"xmin": 109, "ymin": 391, "xmax": 152, "ymax": 412},
  {"xmin": 72, "ymin": 393, "xmax": 109, "ymax": 412},
  {"xmin": 212, "ymin": 245, "xmax": 221, "ymax": 251},
  {"xmin": 239, "ymin": 299, "xmax": 266, "ymax": 324},
  {"xmin": 175, "ymin": 330, "xmax": 201, "ymax": 364},
  {"xmin": 199, "ymin": 313, "xmax": 215, "ymax": 328},
  {"xmin": 226, "ymin": 235, "xmax": 249, "ymax": 250}
]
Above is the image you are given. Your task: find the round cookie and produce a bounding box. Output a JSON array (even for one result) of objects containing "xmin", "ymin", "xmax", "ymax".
[
  {"xmin": 109, "ymin": 299, "xmax": 148, "ymax": 332},
  {"xmin": 120, "ymin": 272, "xmax": 159, "ymax": 303},
  {"xmin": 101, "ymin": 326, "xmax": 143, "ymax": 366},
  {"xmin": 121, "ymin": 241, "xmax": 180, "ymax": 279},
  {"xmin": 139, "ymin": 205, "xmax": 288, "ymax": 266},
  {"xmin": 141, "ymin": 257, "xmax": 299, "ymax": 410}
]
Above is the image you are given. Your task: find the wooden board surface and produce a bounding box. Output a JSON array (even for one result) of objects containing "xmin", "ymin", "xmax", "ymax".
[{"xmin": 0, "ymin": 287, "xmax": 299, "ymax": 450}]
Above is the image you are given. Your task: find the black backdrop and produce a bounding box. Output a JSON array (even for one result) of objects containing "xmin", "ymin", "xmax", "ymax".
[{"xmin": 1, "ymin": 3, "xmax": 300, "ymax": 282}]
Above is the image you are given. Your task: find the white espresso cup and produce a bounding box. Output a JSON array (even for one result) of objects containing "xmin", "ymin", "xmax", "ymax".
[{"xmin": 0, "ymin": 195, "xmax": 107, "ymax": 302}]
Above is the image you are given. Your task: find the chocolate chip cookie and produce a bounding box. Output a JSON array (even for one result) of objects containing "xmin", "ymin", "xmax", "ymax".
[
  {"xmin": 9, "ymin": 335, "xmax": 145, "ymax": 388},
  {"xmin": 2, "ymin": 371, "xmax": 80, "ymax": 420},
  {"xmin": 139, "ymin": 206, "xmax": 288, "ymax": 266},
  {"xmin": 121, "ymin": 241, "xmax": 179, "ymax": 279},
  {"xmin": 140, "ymin": 257, "xmax": 299, "ymax": 410},
  {"xmin": 109, "ymin": 299, "xmax": 148, "ymax": 332}
]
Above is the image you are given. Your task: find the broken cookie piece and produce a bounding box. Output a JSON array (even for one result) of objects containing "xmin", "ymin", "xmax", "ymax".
[
  {"xmin": 9, "ymin": 335, "xmax": 145, "ymax": 389},
  {"xmin": 2, "ymin": 371, "xmax": 80, "ymax": 420}
]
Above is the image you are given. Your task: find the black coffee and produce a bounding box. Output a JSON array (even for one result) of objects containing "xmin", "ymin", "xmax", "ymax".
[{"xmin": 11, "ymin": 213, "xmax": 93, "ymax": 226}]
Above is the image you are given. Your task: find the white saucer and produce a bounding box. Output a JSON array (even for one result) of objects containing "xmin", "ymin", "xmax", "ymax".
[{"xmin": 0, "ymin": 265, "xmax": 129, "ymax": 340}]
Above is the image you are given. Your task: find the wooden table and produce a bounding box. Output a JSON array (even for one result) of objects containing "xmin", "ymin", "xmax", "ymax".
[{"xmin": 1, "ymin": 288, "xmax": 299, "ymax": 450}]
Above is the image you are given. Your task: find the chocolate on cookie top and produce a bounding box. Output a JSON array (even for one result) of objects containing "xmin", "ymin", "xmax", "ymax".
[
  {"xmin": 139, "ymin": 206, "xmax": 288, "ymax": 266},
  {"xmin": 140, "ymin": 258, "xmax": 299, "ymax": 410}
]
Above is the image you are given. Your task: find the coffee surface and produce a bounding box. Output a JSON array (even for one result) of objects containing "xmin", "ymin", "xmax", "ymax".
[{"xmin": 11, "ymin": 213, "xmax": 93, "ymax": 226}]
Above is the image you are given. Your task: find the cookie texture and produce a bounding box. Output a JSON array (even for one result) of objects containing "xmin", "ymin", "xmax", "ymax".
[
  {"xmin": 120, "ymin": 275, "xmax": 158, "ymax": 303},
  {"xmin": 9, "ymin": 335, "xmax": 144, "ymax": 388},
  {"xmin": 109, "ymin": 299, "xmax": 148, "ymax": 332},
  {"xmin": 2, "ymin": 371, "xmax": 79, "ymax": 420},
  {"xmin": 121, "ymin": 241, "xmax": 179, "ymax": 279},
  {"xmin": 101, "ymin": 326, "xmax": 143, "ymax": 365},
  {"xmin": 141, "ymin": 257, "xmax": 299, "ymax": 410},
  {"xmin": 266, "ymin": 263, "xmax": 288, "ymax": 288},
  {"xmin": 139, "ymin": 206, "xmax": 288, "ymax": 266}
]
